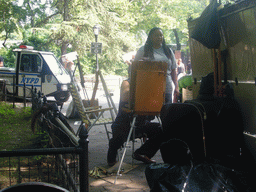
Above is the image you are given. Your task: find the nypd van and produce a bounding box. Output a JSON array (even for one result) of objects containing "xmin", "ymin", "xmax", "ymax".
[{"xmin": 0, "ymin": 45, "xmax": 71, "ymax": 102}]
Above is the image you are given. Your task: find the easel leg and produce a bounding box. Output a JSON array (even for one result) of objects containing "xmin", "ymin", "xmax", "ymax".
[
  {"xmin": 156, "ymin": 115, "xmax": 163, "ymax": 131},
  {"xmin": 132, "ymin": 121, "xmax": 135, "ymax": 167},
  {"xmin": 99, "ymin": 71, "xmax": 118, "ymax": 116},
  {"xmin": 104, "ymin": 123, "xmax": 111, "ymax": 141},
  {"xmin": 114, "ymin": 116, "xmax": 137, "ymax": 184}
]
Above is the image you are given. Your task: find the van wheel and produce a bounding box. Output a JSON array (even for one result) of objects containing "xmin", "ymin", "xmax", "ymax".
[{"xmin": 54, "ymin": 91, "xmax": 70, "ymax": 102}]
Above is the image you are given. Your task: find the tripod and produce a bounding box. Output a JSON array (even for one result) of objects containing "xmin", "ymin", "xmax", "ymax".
[{"xmin": 90, "ymin": 69, "xmax": 118, "ymax": 119}]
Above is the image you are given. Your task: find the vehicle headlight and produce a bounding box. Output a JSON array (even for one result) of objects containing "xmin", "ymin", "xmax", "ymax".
[{"xmin": 61, "ymin": 84, "xmax": 68, "ymax": 91}]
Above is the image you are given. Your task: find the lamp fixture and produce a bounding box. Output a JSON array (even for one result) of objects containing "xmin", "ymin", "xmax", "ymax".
[{"xmin": 93, "ymin": 24, "xmax": 100, "ymax": 36}]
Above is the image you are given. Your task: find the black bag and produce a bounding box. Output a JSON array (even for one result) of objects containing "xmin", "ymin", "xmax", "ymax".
[
  {"xmin": 198, "ymin": 72, "xmax": 215, "ymax": 100},
  {"xmin": 146, "ymin": 162, "xmax": 253, "ymax": 192},
  {"xmin": 191, "ymin": 0, "xmax": 221, "ymax": 49},
  {"xmin": 146, "ymin": 139, "xmax": 254, "ymax": 192},
  {"xmin": 160, "ymin": 139, "xmax": 192, "ymax": 166},
  {"xmin": 146, "ymin": 139, "xmax": 192, "ymax": 192},
  {"xmin": 198, "ymin": 72, "xmax": 235, "ymax": 100},
  {"xmin": 160, "ymin": 103, "xmax": 207, "ymax": 163},
  {"xmin": 160, "ymin": 95, "xmax": 244, "ymax": 165}
]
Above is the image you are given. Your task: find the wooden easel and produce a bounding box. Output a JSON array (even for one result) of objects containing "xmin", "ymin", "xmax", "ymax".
[
  {"xmin": 115, "ymin": 60, "xmax": 168, "ymax": 183},
  {"xmin": 67, "ymin": 56, "xmax": 117, "ymax": 139},
  {"xmin": 90, "ymin": 69, "xmax": 118, "ymax": 119}
]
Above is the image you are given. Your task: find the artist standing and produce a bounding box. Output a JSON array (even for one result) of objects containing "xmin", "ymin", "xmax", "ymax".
[{"xmin": 134, "ymin": 27, "xmax": 179, "ymax": 103}]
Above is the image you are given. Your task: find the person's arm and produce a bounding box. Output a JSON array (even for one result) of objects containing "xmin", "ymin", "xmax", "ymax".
[
  {"xmin": 171, "ymin": 68, "xmax": 179, "ymax": 103},
  {"xmin": 120, "ymin": 80, "xmax": 130, "ymax": 102}
]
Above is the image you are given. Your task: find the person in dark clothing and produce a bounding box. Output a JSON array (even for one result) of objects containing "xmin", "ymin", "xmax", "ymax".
[{"xmin": 107, "ymin": 80, "xmax": 163, "ymax": 166}]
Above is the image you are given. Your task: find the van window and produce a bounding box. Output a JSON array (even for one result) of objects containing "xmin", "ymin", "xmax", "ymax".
[
  {"xmin": 20, "ymin": 54, "xmax": 42, "ymax": 73},
  {"xmin": 42, "ymin": 54, "xmax": 68, "ymax": 76}
]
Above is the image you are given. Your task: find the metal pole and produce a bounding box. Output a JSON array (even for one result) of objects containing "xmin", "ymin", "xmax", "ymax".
[
  {"xmin": 115, "ymin": 116, "xmax": 137, "ymax": 184},
  {"xmin": 0, "ymin": 147, "xmax": 82, "ymax": 157},
  {"xmin": 4, "ymin": 80, "xmax": 6, "ymax": 101},
  {"xmin": 31, "ymin": 85, "xmax": 35, "ymax": 112},
  {"xmin": 23, "ymin": 83, "xmax": 26, "ymax": 108},
  {"xmin": 13, "ymin": 75, "xmax": 15, "ymax": 108},
  {"xmin": 79, "ymin": 125, "xmax": 89, "ymax": 192},
  {"xmin": 91, "ymin": 34, "xmax": 99, "ymax": 105},
  {"xmin": 95, "ymin": 35, "xmax": 99, "ymax": 72},
  {"xmin": 1, "ymin": 80, "xmax": 6, "ymax": 101}
]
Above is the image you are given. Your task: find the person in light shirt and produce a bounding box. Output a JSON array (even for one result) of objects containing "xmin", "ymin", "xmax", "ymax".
[
  {"xmin": 134, "ymin": 27, "xmax": 179, "ymax": 103},
  {"xmin": 107, "ymin": 27, "xmax": 179, "ymax": 166}
]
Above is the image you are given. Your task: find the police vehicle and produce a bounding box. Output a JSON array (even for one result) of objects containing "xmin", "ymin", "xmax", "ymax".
[{"xmin": 0, "ymin": 45, "xmax": 71, "ymax": 102}]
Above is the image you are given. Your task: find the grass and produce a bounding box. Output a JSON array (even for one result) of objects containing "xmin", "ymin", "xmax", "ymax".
[{"xmin": 0, "ymin": 102, "xmax": 39, "ymax": 151}]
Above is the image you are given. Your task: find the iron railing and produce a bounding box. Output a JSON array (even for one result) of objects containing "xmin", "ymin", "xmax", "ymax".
[
  {"xmin": 0, "ymin": 85, "xmax": 89, "ymax": 192},
  {"xmin": 0, "ymin": 126, "xmax": 89, "ymax": 192},
  {"xmin": 0, "ymin": 76, "xmax": 35, "ymax": 108}
]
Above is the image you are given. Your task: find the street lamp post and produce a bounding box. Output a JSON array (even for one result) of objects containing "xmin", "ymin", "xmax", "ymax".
[
  {"xmin": 93, "ymin": 24, "xmax": 100, "ymax": 71},
  {"xmin": 91, "ymin": 24, "xmax": 101, "ymax": 106},
  {"xmin": 90, "ymin": 24, "xmax": 118, "ymax": 116}
]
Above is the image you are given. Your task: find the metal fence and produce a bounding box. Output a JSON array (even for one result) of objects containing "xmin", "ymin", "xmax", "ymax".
[
  {"xmin": 0, "ymin": 77, "xmax": 33, "ymax": 108},
  {"xmin": 0, "ymin": 126, "xmax": 89, "ymax": 192},
  {"xmin": 0, "ymin": 84, "xmax": 89, "ymax": 192}
]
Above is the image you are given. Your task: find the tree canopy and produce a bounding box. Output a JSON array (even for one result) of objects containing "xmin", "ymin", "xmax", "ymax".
[{"xmin": 0, "ymin": 0, "xmax": 233, "ymax": 75}]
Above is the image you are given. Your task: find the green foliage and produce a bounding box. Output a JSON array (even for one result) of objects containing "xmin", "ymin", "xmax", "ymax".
[
  {"xmin": 0, "ymin": 102, "xmax": 36, "ymax": 150},
  {"xmin": 0, "ymin": 46, "xmax": 17, "ymax": 68},
  {"xmin": 79, "ymin": 55, "xmax": 96, "ymax": 74},
  {"xmin": 0, "ymin": 102, "xmax": 51, "ymax": 151},
  {"xmin": 0, "ymin": 0, "xmax": 21, "ymax": 44},
  {"xmin": 0, "ymin": 0, "xmax": 214, "ymax": 75},
  {"xmin": 0, "ymin": 102, "xmax": 32, "ymax": 123},
  {"xmin": 0, "ymin": 102, "xmax": 15, "ymax": 117},
  {"xmin": 22, "ymin": 32, "xmax": 49, "ymax": 51}
]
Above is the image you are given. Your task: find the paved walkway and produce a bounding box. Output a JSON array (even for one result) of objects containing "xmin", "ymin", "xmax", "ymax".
[
  {"xmin": 86, "ymin": 124, "xmax": 163, "ymax": 192},
  {"xmin": 62, "ymin": 89, "xmax": 164, "ymax": 192}
]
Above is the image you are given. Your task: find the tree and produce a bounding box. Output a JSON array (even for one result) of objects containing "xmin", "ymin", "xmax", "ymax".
[
  {"xmin": 1, "ymin": 0, "xmax": 213, "ymax": 75},
  {"xmin": 0, "ymin": 0, "xmax": 20, "ymax": 47},
  {"xmin": 47, "ymin": 0, "xmax": 139, "ymax": 73},
  {"xmin": 129, "ymin": 0, "xmax": 207, "ymax": 50}
]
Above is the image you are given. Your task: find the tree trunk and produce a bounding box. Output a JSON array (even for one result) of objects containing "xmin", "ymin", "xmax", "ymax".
[
  {"xmin": 61, "ymin": 0, "xmax": 69, "ymax": 55},
  {"xmin": 61, "ymin": 42, "xmax": 68, "ymax": 55},
  {"xmin": 173, "ymin": 28, "xmax": 181, "ymax": 50}
]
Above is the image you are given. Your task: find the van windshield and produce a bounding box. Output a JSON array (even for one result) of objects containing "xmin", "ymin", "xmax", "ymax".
[{"xmin": 42, "ymin": 54, "xmax": 68, "ymax": 75}]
